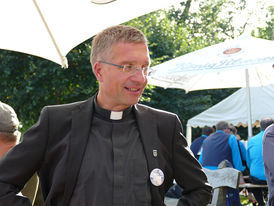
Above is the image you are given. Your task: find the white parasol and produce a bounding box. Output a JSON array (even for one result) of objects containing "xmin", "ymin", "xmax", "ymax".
[
  {"xmin": 148, "ymin": 35, "xmax": 274, "ymax": 138},
  {"xmin": 0, "ymin": 0, "xmax": 181, "ymax": 68}
]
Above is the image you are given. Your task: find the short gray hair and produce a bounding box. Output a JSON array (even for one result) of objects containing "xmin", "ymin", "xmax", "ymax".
[
  {"xmin": 90, "ymin": 25, "xmax": 148, "ymax": 72},
  {"xmin": 216, "ymin": 121, "xmax": 229, "ymax": 131}
]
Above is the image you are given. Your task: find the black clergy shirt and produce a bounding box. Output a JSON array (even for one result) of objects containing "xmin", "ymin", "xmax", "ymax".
[{"xmin": 69, "ymin": 100, "xmax": 152, "ymax": 206}]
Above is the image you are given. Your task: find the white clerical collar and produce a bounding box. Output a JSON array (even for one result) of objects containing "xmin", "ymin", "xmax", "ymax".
[
  {"xmin": 110, "ymin": 111, "xmax": 123, "ymax": 120},
  {"xmin": 93, "ymin": 96, "xmax": 133, "ymax": 121}
]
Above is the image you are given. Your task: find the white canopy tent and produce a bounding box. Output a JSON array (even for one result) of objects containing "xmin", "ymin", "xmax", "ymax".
[
  {"xmin": 148, "ymin": 35, "xmax": 274, "ymax": 139},
  {"xmin": 186, "ymin": 84, "xmax": 274, "ymax": 145}
]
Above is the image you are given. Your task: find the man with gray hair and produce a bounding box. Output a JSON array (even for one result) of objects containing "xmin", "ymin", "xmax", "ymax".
[
  {"xmin": 199, "ymin": 121, "xmax": 245, "ymax": 172},
  {"xmin": 199, "ymin": 120, "xmax": 245, "ymax": 206},
  {"xmin": 0, "ymin": 25, "xmax": 212, "ymax": 206}
]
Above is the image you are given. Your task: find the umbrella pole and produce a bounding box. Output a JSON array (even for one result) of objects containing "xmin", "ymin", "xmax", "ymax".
[
  {"xmin": 246, "ymin": 69, "xmax": 253, "ymax": 139},
  {"xmin": 32, "ymin": 0, "xmax": 68, "ymax": 68}
]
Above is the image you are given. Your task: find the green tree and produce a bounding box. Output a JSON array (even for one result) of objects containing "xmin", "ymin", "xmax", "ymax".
[
  {"xmin": 0, "ymin": 40, "xmax": 97, "ymax": 132},
  {"xmin": 256, "ymin": 6, "xmax": 274, "ymax": 40}
]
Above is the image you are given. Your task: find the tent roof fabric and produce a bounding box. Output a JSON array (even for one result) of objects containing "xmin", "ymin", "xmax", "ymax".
[{"xmin": 187, "ymin": 85, "xmax": 274, "ymax": 128}]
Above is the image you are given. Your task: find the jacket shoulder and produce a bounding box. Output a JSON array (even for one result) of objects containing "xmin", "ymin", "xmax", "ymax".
[
  {"xmin": 42, "ymin": 97, "xmax": 94, "ymax": 114},
  {"xmin": 135, "ymin": 103, "xmax": 178, "ymax": 118}
]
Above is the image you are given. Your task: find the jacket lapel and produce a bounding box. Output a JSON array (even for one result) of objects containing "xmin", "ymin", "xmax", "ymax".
[
  {"xmin": 63, "ymin": 96, "xmax": 95, "ymax": 205},
  {"xmin": 134, "ymin": 105, "xmax": 163, "ymax": 206},
  {"xmin": 134, "ymin": 104, "xmax": 159, "ymax": 170}
]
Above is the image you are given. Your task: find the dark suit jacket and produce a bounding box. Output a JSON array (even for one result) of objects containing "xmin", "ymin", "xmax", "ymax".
[{"xmin": 0, "ymin": 96, "xmax": 211, "ymax": 206}]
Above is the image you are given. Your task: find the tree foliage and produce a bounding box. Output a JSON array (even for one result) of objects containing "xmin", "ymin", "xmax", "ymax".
[
  {"xmin": 0, "ymin": 41, "xmax": 97, "ymax": 132},
  {"xmin": 256, "ymin": 6, "xmax": 274, "ymax": 40},
  {"xmin": 0, "ymin": 0, "xmax": 272, "ymax": 138}
]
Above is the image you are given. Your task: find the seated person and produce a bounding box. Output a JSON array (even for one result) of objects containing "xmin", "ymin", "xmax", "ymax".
[
  {"xmin": 230, "ymin": 125, "xmax": 249, "ymax": 175},
  {"xmin": 246, "ymin": 117, "xmax": 274, "ymax": 206},
  {"xmin": 190, "ymin": 126, "xmax": 214, "ymax": 159},
  {"xmin": 199, "ymin": 121, "xmax": 245, "ymax": 206}
]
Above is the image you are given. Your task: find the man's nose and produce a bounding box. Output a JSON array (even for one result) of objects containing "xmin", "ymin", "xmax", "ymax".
[{"xmin": 131, "ymin": 68, "xmax": 147, "ymax": 83}]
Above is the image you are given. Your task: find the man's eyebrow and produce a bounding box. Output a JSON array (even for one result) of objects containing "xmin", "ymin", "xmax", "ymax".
[{"xmin": 120, "ymin": 61, "xmax": 150, "ymax": 66}]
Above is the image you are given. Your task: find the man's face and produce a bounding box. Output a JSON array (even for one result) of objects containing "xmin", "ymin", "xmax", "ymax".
[{"xmin": 95, "ymin": 42, "xmax": 150, "ymax": 111}]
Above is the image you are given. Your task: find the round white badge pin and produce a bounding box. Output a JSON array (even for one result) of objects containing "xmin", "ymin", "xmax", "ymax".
[{"xmin": 150, "ymin": 168, "xmax": 164, "ymax": 186}]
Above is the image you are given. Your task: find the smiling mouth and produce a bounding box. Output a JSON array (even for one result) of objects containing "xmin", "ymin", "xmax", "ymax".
[{"xmin": 126, "ymin": 87, "xmax": 140, "ymax": 92}]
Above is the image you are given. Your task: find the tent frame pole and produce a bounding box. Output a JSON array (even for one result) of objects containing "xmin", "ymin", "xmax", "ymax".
[
  {"xmin": 186, "ymin": 124, "xmax": 192, "ymax": 146},
  {"xmin": 246, "ymin": 69, "xmax": 253, "ymax": 139}
]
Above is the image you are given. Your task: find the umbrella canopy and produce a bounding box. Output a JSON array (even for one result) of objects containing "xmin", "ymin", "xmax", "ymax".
[
  {"xmin": 148, "ymin": 35, "xmax": 274, "ymax": 138},
  {"xmin": 148, "ymin": 35, "xmax": 274, "ymax": 91},
  {"xmin": 0, "ymin": 0, "xmax": 181, "ymax": 68}
]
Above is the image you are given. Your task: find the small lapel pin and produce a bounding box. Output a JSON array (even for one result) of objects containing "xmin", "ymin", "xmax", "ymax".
[{"xmin": 153, "ymin": 149, "xmax": 157, "ymax": 157}]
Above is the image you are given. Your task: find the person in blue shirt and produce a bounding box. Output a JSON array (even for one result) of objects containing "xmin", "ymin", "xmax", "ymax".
[
  {"xmin": 247, "ymin": 117, "xmax": 274, "ymax": 206},
  {"xmin": 190, "ymin": 126, "xmax": 214, "ymax": 159},
  {"xmin": 199, "ymin": 121, "xmax": 245, "ymax": 206},
  {"xmin": 199, "ymin": 121, "xmax": 245, "ymax": 172},
  {"xmin": 230, "ymin": 125, "xmax": 249, "ymax": 175}
]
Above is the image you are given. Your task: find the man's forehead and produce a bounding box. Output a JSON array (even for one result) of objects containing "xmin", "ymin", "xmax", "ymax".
[{"xmin": 110, "ymin": 42, "xmax": 150, "ymax": 62}]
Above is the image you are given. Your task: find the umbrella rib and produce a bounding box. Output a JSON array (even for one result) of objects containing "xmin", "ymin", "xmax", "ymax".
[{"xmin": 32, "ymin": 0, "xmax": 68, "ymax": 68}]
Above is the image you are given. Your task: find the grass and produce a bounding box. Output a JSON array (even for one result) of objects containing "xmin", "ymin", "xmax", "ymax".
[{"xmin": 241, "ymin": 195, "xmax": 254, "ymax": 205}]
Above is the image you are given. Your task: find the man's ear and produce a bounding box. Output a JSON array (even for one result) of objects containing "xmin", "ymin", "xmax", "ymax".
[{"xmin": 94, "ymin": 62, "xmax": 103, "ymax": 82}]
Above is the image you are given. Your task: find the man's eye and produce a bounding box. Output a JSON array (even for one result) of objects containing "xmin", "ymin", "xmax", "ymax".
[
  {"xmin": 125, "ymin": 65, "xmax": 134, "ymax": 69},
  {"xmin": 123, "ymin": 65, "xmax": 135, "ymax": 72}
]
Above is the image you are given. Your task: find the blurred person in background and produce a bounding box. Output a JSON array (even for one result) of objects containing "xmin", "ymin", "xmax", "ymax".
[
  {"xmin": 230, "ymin": 125, "xmax": 248, "ymax": 175},
  {"xmin": 0, "ymin": 101, "xmax": 39, "ymax": 205},
  {"xmin": 263, "ymin": 123, "xmax": 274, "ymax": 206},
  {"xmin": 247, "ymin": 117, "xmax": 274, "ymax": 206},
  {"xmin": 190, "ymin": 126, "xmax": 214, "ymax": 160},
  {"xmin": 199, "ymin": 121, "xmax": 245, "ymax": 206}
]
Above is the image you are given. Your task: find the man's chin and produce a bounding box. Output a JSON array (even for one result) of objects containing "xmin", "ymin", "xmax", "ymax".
[{"xmin": 124, "ymin": 97, "xmax": 140, "ymax": 107}]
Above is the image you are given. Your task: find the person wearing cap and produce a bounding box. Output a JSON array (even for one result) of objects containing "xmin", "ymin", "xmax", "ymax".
[
  {"xmin": 0, "ymin": 101, "xmax": 21, "ymax": 158},
  {"xmin": 0, "ymin": 101, "xmax": 40, "ymax": 205},
  {"xmin": 0, "ymin": 25, "xmax": 211, "ymax": 206}
]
